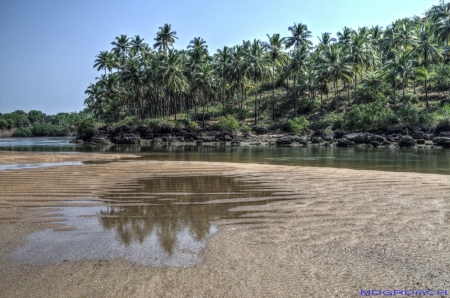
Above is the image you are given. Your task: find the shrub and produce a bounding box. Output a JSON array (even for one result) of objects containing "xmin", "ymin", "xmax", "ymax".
[
  {"xmin": 0, "ymin": 119, "xmax": 8, "ymax": 129},
  {"xmin": 120, "ymin": 116, "xmax": 140, "ymax": 127},
  {"xmin": 13, "ymin": 127, "xmax": 32, "ymax": 137},
  {"xmin": 75, "ymin": 118, "xmax": 95, "ymax": 140},
  {"xmin": 239, "ymin": 124, "xmax": 251, "ymax": 134},
  {"xmin": 310, "ymin": 113, "xmax": 344, "ymax": 130},
  {"xmin": 343, "ymin": 100, "xmax": 393, "ymax": 131},
  {"xmin": 397, "ymin": 105, "xmax": 420, "ymax": 126},
  {"xmin": 298, "ymin": 98, "xmax": 320, "ymax": 114},
  {"xmin": 188, "ymin": 121, "xmax": 200, "ymax": 132},
  {"xmin": 219, "ymin": 115, "xmax": 239, "ymax": 132},
  {"xmin": 284, "ymin": 116, "xmax": 310, "ymax": 134}
]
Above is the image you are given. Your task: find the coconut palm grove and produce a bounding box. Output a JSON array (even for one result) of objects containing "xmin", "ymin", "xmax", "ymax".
[{"xmin": 3, "ymin": 1, "xmax": 450, "ymax": 138}]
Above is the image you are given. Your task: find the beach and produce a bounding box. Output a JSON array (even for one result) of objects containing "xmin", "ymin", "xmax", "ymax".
[{"xmin": 1, "ymin": 153, "xmax": 449, "ymax": 297}]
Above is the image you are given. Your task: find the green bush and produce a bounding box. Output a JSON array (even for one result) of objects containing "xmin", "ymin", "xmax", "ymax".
[
  {"xmin": 284, "ymin": 116, "xmax": 310, "ymax": 134},
  {"xmin": 188, "ymin": 121, "xmax": 200, "ymax": 131},
  {"xmin": 219, "ymin": 115, "xmax": 239, "ymax": 132},
  {"xmin": 0, "ymin": 119, "xmax": 8, "ymax": 129},
  {"xmin": 298, "ymin": 98, "xmax": 320, "ymax": 114},
  {"xmin": 343, "ymin": 100, "xmax": 394, "ymax": 131},
  {"xmin": 76, "ymin": 118, "xmax": 95, "ymax": 140},
  {"xmin": 239, "ymin": 124, "xmax": 251, "ymax": 134},
  {"xmin": 13, "ymin": 127, "xmax": 32, "ymax": 137},
  {"xmin": 397, "ymin": 105, "xmax": 420, "ymax": 126},
  {"xmin": 310, "ymin": 113, "xmax": 344, "ymax": 130}
]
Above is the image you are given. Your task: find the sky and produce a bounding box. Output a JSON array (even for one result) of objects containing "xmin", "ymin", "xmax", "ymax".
[{"xmin": 0, "ymin": 0, "xmax": 439, "ymax": 115}]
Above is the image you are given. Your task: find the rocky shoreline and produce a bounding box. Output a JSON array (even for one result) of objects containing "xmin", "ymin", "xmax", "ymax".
[{"xmin": 70, "ymin": 124, "xmax": 450, "ymax": 149}]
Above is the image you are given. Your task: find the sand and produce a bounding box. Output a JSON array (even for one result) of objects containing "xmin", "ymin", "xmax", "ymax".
[{"xmin": 0, "ymin": 152, "xmax": 449, "ymax": 297}]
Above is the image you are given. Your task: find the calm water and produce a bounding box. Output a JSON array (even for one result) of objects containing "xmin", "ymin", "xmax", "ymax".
[
  {"xmin": 11, "ymin": 176, "xmax": 293, "ymax": 266},
  {"xmin": 1, "ymin": 137, "xmax": 449, "ymax": 174}
]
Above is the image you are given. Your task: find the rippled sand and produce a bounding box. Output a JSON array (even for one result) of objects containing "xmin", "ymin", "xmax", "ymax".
[{"xmin": 0, "ymin": 153, "xmax": 449, "ymax": 297}]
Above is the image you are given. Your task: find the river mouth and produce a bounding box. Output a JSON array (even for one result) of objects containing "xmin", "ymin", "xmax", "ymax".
[{"xmin": 10, "ymin": 175, "xmax": 293, "ymax": 267}]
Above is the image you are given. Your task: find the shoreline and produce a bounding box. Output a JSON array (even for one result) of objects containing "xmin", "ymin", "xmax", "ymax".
[{"xmin": 1, "ymin": 154, "xmax": 450, "ymax": 297}]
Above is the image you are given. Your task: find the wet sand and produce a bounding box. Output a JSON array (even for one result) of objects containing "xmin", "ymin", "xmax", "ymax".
[{"xmin": 1, "ymin": 153, "xmax": 450, "ymax": 297}]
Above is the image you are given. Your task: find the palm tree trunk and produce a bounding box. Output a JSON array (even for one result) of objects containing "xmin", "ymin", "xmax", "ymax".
[
  {"xmin": 202, "ymin": 91, "xmax": 206, "ymax": 127},
  {"xmin": 272, "ymin": 66, "xmax": 275, "ymax": 121},
  {"xmin": 425, "ymin": 78, "xmax": 429, "ymax": 110},
  {"xmin": 402, "ymin": 79, "xmax": 406, "ymax": 105},
  {"xmin": 254, "ymin": 75, "xmax": 257, "ymax": 125},
  {"xmin": 334, "ymin": 79, "xmax": 338, "ymax": 113}
]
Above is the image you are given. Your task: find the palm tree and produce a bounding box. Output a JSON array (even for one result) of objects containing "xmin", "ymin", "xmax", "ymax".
[
  {"xmin": 315, "ymin": 44, "xmax": 353, "ymax": 112},
  {"xmin": 155, "ymin": 50, "xmax": 187, "ymax": 121},
  {"xmin": 191, "ymin": 62, "xmax": 216, "ymax": 127},
  {"xmin": 410, "ymin": 22, "xmax": 442, "ymax": 108},
  {"xmin": 382, "ymin": 51, "xmax": 414, "ymax": 105},
  {"xmin": 93, "ymin": 51, "xmax": 116, "ymax": 74},
  {"xmin": 288, "ymin": 45, "xmax": 309, "ymax": 116},
  {"xmin": 153, "ymin": 24, "xmax": 178, "ymax": 53},
  {"xmin": 285, "ymin": 23, "xmax": 312, "ymax": 49},
  {"xmin": 242, "ymin": 39, "xmax": 268, "ymax": 124},
  {"xmin": 263, "ymin": 33, "xmax": 286, "ymax": 121},
  {"xmin": 111, "ymin": 35, "xmax": 130, "ymax": 55},
  {"xmin": 317, "ymin": 32, "xmax": 336, "ymax": 49}
]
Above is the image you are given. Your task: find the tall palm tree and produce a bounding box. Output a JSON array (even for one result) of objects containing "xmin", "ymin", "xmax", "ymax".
[
  {"xmin": 93, "ymin": 51, "xmax": 116, "ymax": 74},
  {"xmin": 153, "ymin": 24, "xmax": 178, "ymax": 53},
  {"xmin": 288, "ymin": 45, "xmax": 309, "ymax": 116},
  {"xmin": 411, "ymin": 22, "xmax": 442, "ymax": 108},
  {"xmin": 154, "ymin": 50, "xmax": 187, "ymax": 121},
  {"xmin": 191, "ymin": 62, "xmax": 216, "ymax": 127},
  {"xmin": 315, "ymin": 44, "xmax": 353, "ymax": 112},
  {"xmin": 111, "ymin": 35, "xmax": 131, "ymax": 55},
  {"xmin": 263, "ymin": 33, "xmax": 286, "ymax": 120},
  {"xmin": 382, "ymin": 50, "xmax": 414, "ymax": 105},
  {"xmin": 285, "ymin": 23, "xmax": 312, "ymax": 50},
  {"xmin": 242, "ymin": 39, "xmax": 268, "ymax": 123}
]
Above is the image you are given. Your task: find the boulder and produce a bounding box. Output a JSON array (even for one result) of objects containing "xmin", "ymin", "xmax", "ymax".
[
  {"xmin": 276, "ymin": 135, "xmax": 299, "ymax": 145},
  {"xmin": 411, "ymin": 131, "xmax": 424, "ymax": 140},
  {"xmin": 336, "ymin": 138, "xmax": 354, "ymax": 147},
  {"xmin": 398, "ymin": 136, "xmax": 416, "ymax": 148},
  {"xmin": 311, "ymin": 136, "xmax": 323, "ymax": 144},
  {"xmin": 435, "ymin": 122, "xmax": 450, "ymax": 135},
  {"xmin": 433, "ymin": 137, "xmax": 450, "ymax": 146},
  {"xmin": 423, "ymin": 133, "xmax": 435, "ymax": 140},
  {"xmin": 416, "ymin": 139, "xmax": 426, "ymax": 145},
  {"xmin": 135, "ymin": 126, "xmax": 154, "ymax": 139},
  {"xmin": 110, "ymin": 125, "xmax": 140, "ymax": 144},
  {"xmin": 443, "ymin": 140, "xmax": 450, "ymax": 148},
  {"xmin": 370, "ymin": 141, "xmax": 380, "ymax": 147},
  {"xmin": 343, "ymin": 132, "xmax": 381, "ymax": 144},
  {"xmin": 333, "ymin": 130, "xmax": 347, "ymax": 139},
  {"xmin": 439, "ymin": 131, "xmax": 450, "ymax": 138},
  {"xmin": 254, "ymin": 127, "xmax": 267, "ymax": 135},
  {"xmin": 197, "ymin": 136, "xmax": 214, "ymax": 142},
  {"xmin": 86, "ymin": 126, "xmax": 112, "ymax": 145}
]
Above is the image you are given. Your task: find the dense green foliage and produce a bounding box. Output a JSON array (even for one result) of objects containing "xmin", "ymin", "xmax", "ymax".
[
  {"xmin": 80, "ymin": 1, "xmax": 450, "ymax": 133},
  {"xmin": 1, "ymin": 110, "xmax": 86, "ymax": 137},
  {"xmin": 284, "ymin": 117, "xmax": 310, "ymax": 133},
  {"xmin": 219, "ymin": 115, "xmax": 239, "ymax": 132},
  {"xmin": 75, "ymin": 118, "xmax": 96, "ymax": 140}
]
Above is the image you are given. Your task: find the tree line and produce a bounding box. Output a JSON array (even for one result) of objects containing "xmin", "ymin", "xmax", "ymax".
[{"xmin": 84, "ymin": 1, "xmax": 450, "ymax": 129}]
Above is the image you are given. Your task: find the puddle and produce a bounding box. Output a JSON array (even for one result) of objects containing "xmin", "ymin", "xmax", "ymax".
[
  {"xmin": 11, "ymin": 176, "xmax": 293, "ymax": 267},
  {"xmin": 0, "ymin": 161, "xmax": 83, "ymax": 171}
]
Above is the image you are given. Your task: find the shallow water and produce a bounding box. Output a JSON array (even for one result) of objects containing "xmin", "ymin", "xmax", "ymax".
[
  {"xmin": 0, "ymin": 161, "xmax": 83, "ymax": 171},
  {"xmin": 11, "ymin": 176, "xmax": 293, "ymax": 267},
  {"xmin": 0, "ymin": 137, "xmax": 449, "ymax": 174}
]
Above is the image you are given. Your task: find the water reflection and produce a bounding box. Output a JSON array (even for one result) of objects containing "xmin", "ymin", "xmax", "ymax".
[
  {"xmin": 11, "ymin": 176, "xmax": 288, "ymax": 266},
  {"xmin": 98, "ymin": 176, "xmax": 280, "ymax": 255}
]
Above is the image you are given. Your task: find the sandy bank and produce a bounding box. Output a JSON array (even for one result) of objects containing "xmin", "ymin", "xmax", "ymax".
[{"xmin": 0, "ymin": 153, "xmax": 449, "ymax": 297}]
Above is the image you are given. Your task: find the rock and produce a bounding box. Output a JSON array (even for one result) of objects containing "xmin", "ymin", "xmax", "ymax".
[
  {"xmin": 86, "ymin": 126, "xmax": 112, "ymax": 145},
  {"xmin": 135, "ymin": 126, "xmax": 154, "ymax": 139},
  {"xmin": 398, "ymin": 136, "xmax": 416, "ymax": 148},
  {"xmin": 333, "ymin": 130, "xmax": 347, "ymax": 139},
  {"xmin": 386, "ymin": 134, "xmax": 402, "ymax": 142},
  {"xmin": 197, "ymin": 136, "xmax": 214, "ymax": 142},
  {"xmin": 110, "ymin": 125, "xmax": 140, "ymax": 144},
  {"xmin": 382, "ymin": 140, "xmax": 392, "ymax": 146},
  {"xmin": 439, "ymin": 131, "xmax": 450, "ymax": 138},
  {"xmin": 423, "ymin": 133, "xmax": 435, "ymax": 140},
  {"xmin": 370, "ymin": 141, "xmax": 380, "ymax": 147},
  {"xmin": 343, "ymin": 132, "xmax": 380, "ymax": 144},
  {"xmin": 311, "ymin": 137, "xmax": 323, "ymax": 144},
  {"xmin": 276, "ymin": 135, "xmax": 299, "ymax": 146},
  {"xmin": 443, "ymin": 140, "xmax": 450, "ymax": 148},
  {"xmin": 435, "ymin": 121, "xmax": 450, "ymax": 135},
  {"xmin": 411, "ymin": 131, "xmax": 424, "ymax": 139},
  {"xmin": 416, "ymin": 139, "xmax": 426, "ymax": 145},
  {"xmin": 254, "ymin": 127, "xmax": 267, "ymax": 134},
  {"xmin": 70, "ymin": 138, "xmax": 84, "ymax": 144},
  {"xmin": 336, "ymin": 138, "xmax": 354, "ymax": 147},
  {"xmin": 433, "ymin": 137, "xmax": 450, "ymax": 146},
  {"xmin": 386, "ymin": 127, "xmax": 404, "ymax": 135}
]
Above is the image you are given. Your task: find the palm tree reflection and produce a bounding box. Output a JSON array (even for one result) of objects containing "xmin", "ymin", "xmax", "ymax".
[{"xmin": 98, "ymin": 176, "xmax": 276, "ymax": 254}]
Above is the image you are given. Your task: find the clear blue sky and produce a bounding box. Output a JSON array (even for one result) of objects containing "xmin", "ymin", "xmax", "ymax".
[{"xmin": 0, "ymin": 0, "xmax": 438, "ymax": 115}]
